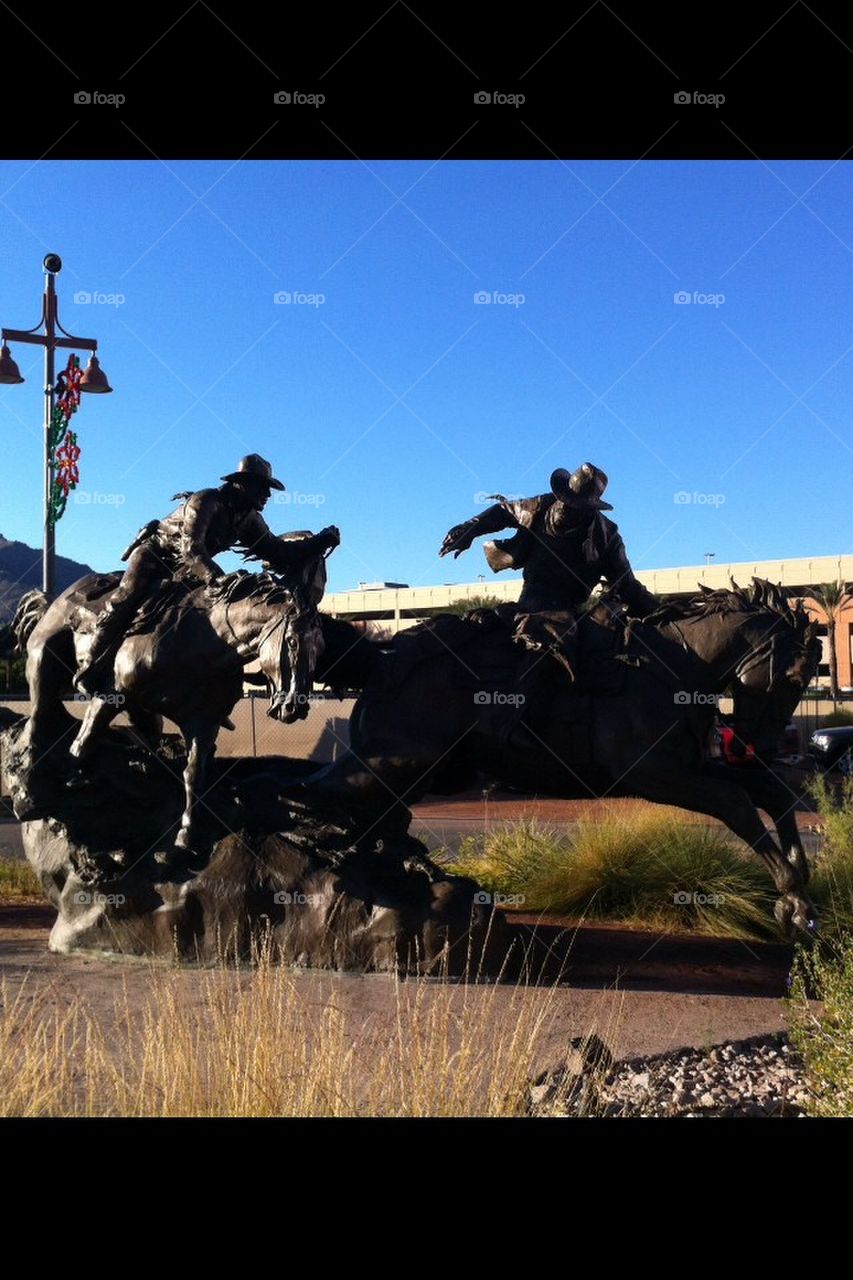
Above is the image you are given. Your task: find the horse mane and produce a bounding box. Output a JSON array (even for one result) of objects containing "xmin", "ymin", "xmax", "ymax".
[
  {"xmin": 208, "ymin": 569, "xmax": 299, "ymax": 609},
  {"xmin": 661, "ymin": 576, "xmax": 811, "ymax": 632}
]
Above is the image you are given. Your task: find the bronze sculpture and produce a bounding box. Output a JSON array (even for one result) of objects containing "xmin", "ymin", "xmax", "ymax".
[
  {"xmin": 307, "ymin": 578, "xmax": 821, "ymax": 934},
  {"xmin": 73, "ymin": 453, "xmax": 340, "ymax": 697},
  {"xmin": 439, "ymin": 464, "xmax": 658, "ymax": 745},
  {"xmin": 17, "ymin": 562, "xmax": 327, "ymax": 851},
  {"xmin": 0, "ymin": 442, "xmax": 823, "ymax": 965}
]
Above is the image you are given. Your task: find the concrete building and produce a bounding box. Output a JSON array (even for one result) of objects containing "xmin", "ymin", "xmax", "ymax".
[{"xmin": 322, "ymin": 554, "xmax": 853, "ymax": 691}]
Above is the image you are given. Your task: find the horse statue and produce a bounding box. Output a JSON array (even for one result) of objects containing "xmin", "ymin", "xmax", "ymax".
[
  {"xmin": 305, "ymin": 578, "xmax": 821, "ymax": 933},
  {"xmin": 9, "ymin": 559, "xmax": 326, "ymax": 851}
]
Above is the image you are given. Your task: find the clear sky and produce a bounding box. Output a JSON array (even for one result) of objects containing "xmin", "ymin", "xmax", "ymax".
[{"xmin": 0, "ymin": 160, "xmax": 850, "ymax": 594}]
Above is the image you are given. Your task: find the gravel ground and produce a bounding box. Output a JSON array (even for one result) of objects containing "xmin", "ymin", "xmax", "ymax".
[{"xmin": 530, "ymin": 1031, "xmax": 811, "ymax": 1117}]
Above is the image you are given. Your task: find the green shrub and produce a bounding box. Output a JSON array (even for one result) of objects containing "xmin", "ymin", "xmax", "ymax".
[
  {"xmin": 788, "ymin": 935, "xmax": 853, "ymax": 1117},
  {"xmin": 820, "ymin": 710, "xmax": 853, "ymax": 728},
  {"xmin": 442, "ymin": 813, "xmax": 782, "ymax": 940}
]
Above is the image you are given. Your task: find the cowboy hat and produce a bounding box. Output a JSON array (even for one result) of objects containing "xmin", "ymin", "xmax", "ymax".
[
  {"xmin": 550, "ymin": 462, "xmax": 613, "ymax": 510},
  {"xmin": 221, "ymin": 454, "xmax": 285, "ymax": 491}
]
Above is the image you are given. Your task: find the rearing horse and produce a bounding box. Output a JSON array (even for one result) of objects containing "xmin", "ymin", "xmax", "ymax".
[
  {"xmin": 13, "ymin": 564, "xmax": 326, "ymax": 850},
  {"xmin": 306, "ymin": 578, "xmax": 821, "ymax": 933}
]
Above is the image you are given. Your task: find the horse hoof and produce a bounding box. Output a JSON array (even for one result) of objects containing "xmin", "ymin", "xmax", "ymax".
[{"xmin": 776, "ymin": 894, "xmax": 818, "ymax": 940}]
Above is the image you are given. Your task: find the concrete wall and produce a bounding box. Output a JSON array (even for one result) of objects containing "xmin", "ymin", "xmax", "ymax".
[{"xmin": 0, "ymin": 696, "xmax": 356, "ymax": 796}]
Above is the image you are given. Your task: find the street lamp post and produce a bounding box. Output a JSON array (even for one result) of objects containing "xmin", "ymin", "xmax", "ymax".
[{"xmin": 0, "ymin": 253, "xmax": 112, "ymax": 600}]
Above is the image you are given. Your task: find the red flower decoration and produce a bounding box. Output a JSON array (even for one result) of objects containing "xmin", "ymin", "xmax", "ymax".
[{"xmin": 55, "ymin": 430, "xmax": 81, "ymax": 497}]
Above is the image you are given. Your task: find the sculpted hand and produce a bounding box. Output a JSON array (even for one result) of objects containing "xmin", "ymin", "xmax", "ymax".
[
  {"xmin": 320, "ymin": 525, "xmax": 341, "ymax": 550},
  {"xmin": 439, "ymin": 521, "xmax": 477, "ymax": 558}
]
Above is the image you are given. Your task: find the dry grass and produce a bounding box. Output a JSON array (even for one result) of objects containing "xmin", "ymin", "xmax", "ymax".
[
  {"xmin": 0, "ymin": 856, "xmax": 42, "ymax": 903},
  {"xmin": 0, "ymin": 936, "xmax": 607, "ymax": 1117}
]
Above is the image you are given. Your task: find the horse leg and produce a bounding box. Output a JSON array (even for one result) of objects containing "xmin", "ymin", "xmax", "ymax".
[
  {"xmin": 20, "ymin": 633, "xmax": 78, "ymax": 756},
  {"xmin": 703, "ymin": 761, "xmax": 811, "ymax": 886},
  {"xmin": 126, "ymin": 705, "xmax": 164, "ymax": 754},
  {"xmin": 174, "ymin": 720, "xmax": 219, "ymax": 851},
  {"xmin": 65, "ymin": 696, "xmax": 122, "ymax": 785},
  {"xmin": 625, "ymin": 766, "xmax": 816, "ymax": 936}
]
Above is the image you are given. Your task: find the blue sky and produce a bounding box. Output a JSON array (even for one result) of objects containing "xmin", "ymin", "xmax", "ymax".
[{"xmin": 0, "ymin": 160, "xmax": 850, "ymax": 594}]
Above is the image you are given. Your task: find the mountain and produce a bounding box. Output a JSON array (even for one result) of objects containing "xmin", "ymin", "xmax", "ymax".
[{"xmin": 0, "ymin": 534, "xmax": 96, "ymax": 623}]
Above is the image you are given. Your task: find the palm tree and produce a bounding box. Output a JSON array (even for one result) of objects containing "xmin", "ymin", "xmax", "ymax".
[
  {"xmin": 445, "ymin": 594, "xmax": 505, "ymax": 616},
  {"xmin": 809, "ymin": 581, "xmax": 852, "ymax": 705}
]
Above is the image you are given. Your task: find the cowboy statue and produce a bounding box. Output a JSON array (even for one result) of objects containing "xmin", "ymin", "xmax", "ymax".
[
  {"xmin": 438, "ymin": 462, "xmax": 658, "ymax": 747},
  {"xmin": 73, "ymin": 453, "xmax": 340, "ymax": 697}
]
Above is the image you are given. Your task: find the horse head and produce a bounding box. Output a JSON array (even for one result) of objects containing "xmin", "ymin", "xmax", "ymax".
[{"xmin": 254, "ymin": 580, "xmax": 325, "ymax": 724}]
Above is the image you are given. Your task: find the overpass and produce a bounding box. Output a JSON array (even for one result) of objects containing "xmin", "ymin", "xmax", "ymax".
[{"xmin": 322, "ymin": 554, "xmax": 853, "ymax": 690}]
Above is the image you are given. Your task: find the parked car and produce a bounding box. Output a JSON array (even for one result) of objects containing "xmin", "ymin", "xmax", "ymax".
[{"xmin": 809, "ymin": 726, "xmax": 853, "ymax": 776}]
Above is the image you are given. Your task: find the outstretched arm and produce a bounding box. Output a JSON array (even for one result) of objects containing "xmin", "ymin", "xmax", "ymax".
[
  {"xmin": 238, "ymin": 511, "xmax": 340, "ymax": 573},
  {"xmin": 438, "ymin": 503, "xmax": 515, "ymax": 558}
]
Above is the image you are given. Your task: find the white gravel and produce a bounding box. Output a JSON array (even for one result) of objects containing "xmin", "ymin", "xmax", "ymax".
[{"xmin": 530, "ymin": 1031, "xmax": 811, "ymax": 1117}]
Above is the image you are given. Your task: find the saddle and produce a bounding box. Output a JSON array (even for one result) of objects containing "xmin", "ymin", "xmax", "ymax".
[{"xmin": 384, "ymin": 606, "xmax": 643, "ymax": 699}]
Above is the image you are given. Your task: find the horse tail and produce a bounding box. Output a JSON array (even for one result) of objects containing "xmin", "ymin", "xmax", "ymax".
[{"xmin": 1, "ymin": 589, "xmax": 50, "ymax": 656}]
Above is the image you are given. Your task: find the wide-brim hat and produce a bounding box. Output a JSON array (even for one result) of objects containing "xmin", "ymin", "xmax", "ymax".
[
  {"xmin": 221, "ymin": 453, "xmax": 285, "ymax": 491},
  {"xmin": 550, "ymin": 463, "xmax": 613, "ymax": 511}
]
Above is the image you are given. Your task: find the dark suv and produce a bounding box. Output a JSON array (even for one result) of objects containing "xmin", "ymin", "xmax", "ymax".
[{"xmin": 809, "ymin": 726, "xmax": 853, "ymax": 776}]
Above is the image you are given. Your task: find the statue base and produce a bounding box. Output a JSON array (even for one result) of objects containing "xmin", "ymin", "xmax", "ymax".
[{"xmin": 0, "ymin": 710, "xmax": 503, "ymax": 975}]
